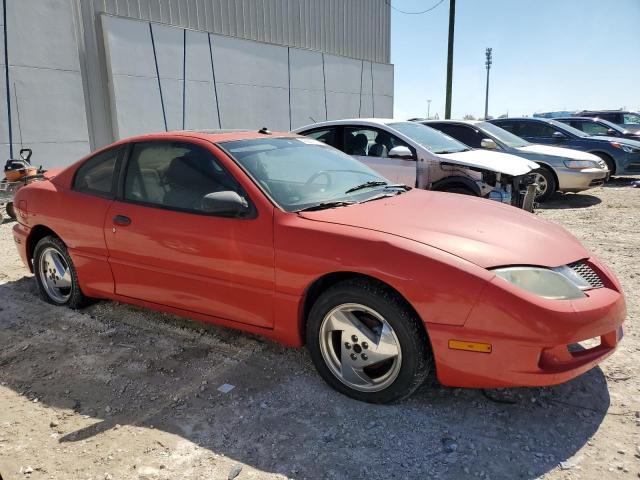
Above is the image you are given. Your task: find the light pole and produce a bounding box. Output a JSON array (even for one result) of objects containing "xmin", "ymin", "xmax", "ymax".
[
  {"xmin": 484, "ymin": 47, "xmax": 492, "ymax": 120},
  {"xmin": 427, "ymin": 99, "xmax": 432, "ymax": 118},
  {"xmin": 444, "ymin": 0, "xmax": 455, "ymax": 119}
]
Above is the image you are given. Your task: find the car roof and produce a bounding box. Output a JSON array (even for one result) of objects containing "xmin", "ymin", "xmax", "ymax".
[
  {"xmin": 112, "ymin": 129, "xmax": 297, "ymax": 146},
  {"xmin": 578, "ymin": 109, "xmax": 629, "ymax": 114},
  {"xmin": 421, "ymin": 119, "xmax": 483, "ymax": 126},
  {"xmin": 293, "ymin": 118, "xmax": 404, "ymax": 131}
]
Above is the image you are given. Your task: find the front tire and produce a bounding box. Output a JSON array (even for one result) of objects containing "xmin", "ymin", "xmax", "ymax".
[
  {"xmin": 307, "ymin": 279, "xmax": 432, "ymax": 403},
  {"xmin": 33, "ymin": 235, "xmax": 89, "ymax": 309},
  {"xmin": 532, "ymin": 168, "xmax": 556, "ymax": 202}
]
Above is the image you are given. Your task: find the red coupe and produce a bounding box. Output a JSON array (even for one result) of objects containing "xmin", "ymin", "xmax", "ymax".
[{"xmin": 12, "ymin": 130, "xmax": 626, "ymax": 403}]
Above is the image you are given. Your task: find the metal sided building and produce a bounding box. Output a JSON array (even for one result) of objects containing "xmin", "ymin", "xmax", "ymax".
[{"xmin": 0, "ymin": 0, "xmax": 394, "ymax": 168}]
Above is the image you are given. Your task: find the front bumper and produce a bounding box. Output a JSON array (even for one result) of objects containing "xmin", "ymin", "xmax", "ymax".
[
  {"xmin": 617, "ymin": 152, "xmax": 640, "ymax": 175},
  {"xmin": 556, "ymin": 167, "xmax": 608, "ymax": 192},
  {"xmin": 427, "ymin": 259, "xmax": 626, "ymax": 388}
]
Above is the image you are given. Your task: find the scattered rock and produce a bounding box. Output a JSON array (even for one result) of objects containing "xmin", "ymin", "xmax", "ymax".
[{"xmin": 228, "ymin": 463, "xmax": 243, "ymax": 479}]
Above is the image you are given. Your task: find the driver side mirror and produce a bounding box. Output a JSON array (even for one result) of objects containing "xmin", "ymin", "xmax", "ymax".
[
  {"xmin": 388, "ymin": 146, "xmax": 416, "ymax": 160},
  {"xmin": 552, "ymin": 131, "xmax": 567, "ymax": 140},
  {"xmin": 607, "ymin": 129, "xmax": 618, "ymax": 136},
  {"xmin": 480, "ymin": 138, "xmax": 498, "ymax": 149},
  {"xmin": 201, "ymin": 191, "xmax": 249, "ymax": 216}
]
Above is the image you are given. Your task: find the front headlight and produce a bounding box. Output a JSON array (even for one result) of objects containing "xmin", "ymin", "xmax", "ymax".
[
  {"xmin": 492, "ymin": 266, "xmax": 586, "ymax": 300},
  {"xmin": 610, "ymin": 142, "xmax": 640, "ymax": 154},
  {"xmin": 563, "ymin": 160, "xmax": 600, "ymax": 169}
]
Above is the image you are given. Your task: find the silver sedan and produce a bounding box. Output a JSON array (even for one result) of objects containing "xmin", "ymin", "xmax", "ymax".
[{"xmin": 421, "ymin": 119, "xmax": 609, "ymax": 201}]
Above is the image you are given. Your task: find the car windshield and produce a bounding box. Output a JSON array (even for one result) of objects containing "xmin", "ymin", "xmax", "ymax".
[
  {"xmin": 387, "ymin": 121, "xmax": 470, "ymax": 154},
  {"xmin": 548, "ymin": 119, "xmax": 589, "ymax": 138},
  {"xmin": 219, "ymin": 137, "xmax": 405, "ymax": 212},
  {"xmin": 476, "ymin": 121, "xmax": 530, "ymax": 148}
]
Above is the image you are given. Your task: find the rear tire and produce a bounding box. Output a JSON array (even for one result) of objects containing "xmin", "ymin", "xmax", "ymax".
[
  {"xmin": 33, "ymin": 235, "xmax": 90, "ymax": 309},
  {"xmin": 532, "ymin": 168, "xmax": 556, "ymax": 202},
  {"xmin": 307, "ymin": 279, "xmax": 432, "ymax": 403}
]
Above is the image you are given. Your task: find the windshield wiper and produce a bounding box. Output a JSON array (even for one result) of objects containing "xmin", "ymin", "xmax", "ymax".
[
  {"xmin": 345, "ymin": 180, "xmax": 389, "ymax": 193},
  {"xmin": 345, "ymin": 181, "xmax": 409, "ymax": 194},
  {"xmin": 296, "ymin": 201, "xmax": 357, "ymax": 212}
]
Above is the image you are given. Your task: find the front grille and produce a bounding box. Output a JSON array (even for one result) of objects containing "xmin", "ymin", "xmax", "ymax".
[{"xmin": 568, "ymin": 261, "xmax": 604, "ymax": 289}]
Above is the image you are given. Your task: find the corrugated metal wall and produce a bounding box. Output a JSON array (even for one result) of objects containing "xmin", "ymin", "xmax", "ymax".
[{"xmin": 93, "ymin": 0, "xmax": 390, "ymax": 64}]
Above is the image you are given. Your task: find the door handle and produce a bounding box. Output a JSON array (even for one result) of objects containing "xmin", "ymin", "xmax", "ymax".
[{"xmin": 113, "ymin": 215, "xmax": 131, "ymax": 227}]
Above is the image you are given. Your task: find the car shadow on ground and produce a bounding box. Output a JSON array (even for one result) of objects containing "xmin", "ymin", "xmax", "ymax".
[
  {"xmin": 537, "ymin": 192, "xmax": 602, "ymax": 210},
  {"xmin": 0, "ymin": 277, "xmax": 611, "ymax": 479},
  {"xmin": 602, "ymin": 176, "xmax": 640, "ymax": 188}
]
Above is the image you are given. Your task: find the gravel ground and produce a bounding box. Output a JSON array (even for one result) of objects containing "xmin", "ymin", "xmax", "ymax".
[{"xmin": 0, "ymin": 178, "xmax": 638, "ymax": 480}]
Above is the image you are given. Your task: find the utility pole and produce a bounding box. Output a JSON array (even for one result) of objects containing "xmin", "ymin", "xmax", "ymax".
[
  {"xmin": 484, "ymin": 47, "xmax": 492, "ymax": 120},
  {"xmin": 427, "ymin": 99, "xmax": 432, "ymax": 118},
  {"xmin": 444, "ymin": 0, "xmax": 455, "ymax": 119}
]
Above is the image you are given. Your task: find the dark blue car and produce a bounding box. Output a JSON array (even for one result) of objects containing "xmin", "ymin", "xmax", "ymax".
[
  {"xmin": 490, "ymin": 117, "xmax": 640, "ymax": 176},
  {"xmin": 555, "ymin": 117, "xmax": 640, "ymax": 141}
]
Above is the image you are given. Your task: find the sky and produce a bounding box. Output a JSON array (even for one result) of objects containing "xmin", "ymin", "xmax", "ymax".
[{"xmin": 390, "ymin": 0, "xmax": 640, "ymax": 120}]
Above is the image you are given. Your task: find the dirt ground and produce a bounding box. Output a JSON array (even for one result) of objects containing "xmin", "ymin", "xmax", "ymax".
[{"xmin": 0, "ymin": 177, "xmax": 638, "ymax": 480}]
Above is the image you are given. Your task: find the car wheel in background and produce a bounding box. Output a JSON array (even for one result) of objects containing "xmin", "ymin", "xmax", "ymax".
[
  {"xmin": 307, "ymin": 279, "xmax": 432, "ymax": 403},
  {"xmin": 33, "ymin": 235, "xmax": 90, "ymax": 309},
  {"xmin": 531, "ymin": 168, "xmax": 556, "ymax": 202},
  {"xmin": 592, "ymin": 152, "xmax": 616, "ymax": 177},
  {"xmin": 5, "ymin": 202, "xmax": 16, "ymax": 219}
]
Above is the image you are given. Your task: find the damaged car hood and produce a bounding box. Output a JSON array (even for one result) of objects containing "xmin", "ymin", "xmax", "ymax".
[
  {"xmin": 439, "ymin": 149, "xmax": 539, "ymax": 176},
  {"xmin": 299, "ymin": 189, "xmax": 588, "ymax": 269}
]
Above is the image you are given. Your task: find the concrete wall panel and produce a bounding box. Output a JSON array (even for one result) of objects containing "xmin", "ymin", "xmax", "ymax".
[
  {"xmin": 361, "ymin": 61, "xmax": 373, "ymax": 95},
  {"xmin": 289, "ymin": 49, "xmax": 325, "ymax": 91},
  {"xmin": 216, "ymin": 84, "xmax": 289, "ymax": 131},
  {"xmin": 158, "ymin": 78, "xmax": 184, "ymax": 131},
  {"xmin": 211, "ymin": 35, "xmax": 288, "ymax": 88},
  {"xmin": 102, "ymin": 15, "xmax": 155, "ymax": 77},
  {"xmin": 9, "ymin": 67, "xmax": 89, "ymax": 144},
  {"xmin": 372, "ymin": 63, "xmax": 394, "ymax": 96},
  {"xmin": 326, "ymin": 92, "xmax": 360, "ymax": 120},
  {"xmin": 184, "ymin": 80, "xmax": 220, "ymax": 130},
  {"xmin": 360, "ymin": 94, "xmax": 374, "ymax": 118},
  {"xmin": 374, "ymin": 95, "xmax": 394, "ymax": 118},
  {"xmin": 290, "ymin": 89, "xmax": 327, "ymax": 129},
  {"xmin": 324, "ymin": 55, "xmax": 362, "ymax": 94},
  {"xmin": 109, "ymin": 75, "xmax": 165, "ymax": 137},
  {"xmin": 152, "ymin": 23, "xmax": 184, "ymax": 79},
  {"xmin": 185, "ymin": 31, "xmax": 213, "ymax": 82},
  {"xmin": 6, "ymin": 0, "xmax": 81, "ymax": 71}
]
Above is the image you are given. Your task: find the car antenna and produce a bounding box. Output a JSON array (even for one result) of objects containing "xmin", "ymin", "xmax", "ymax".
[
  {"xmin": 258, "ymin": 127, "xmax": 271, "ymax": 135},
  {"xmin": 309, "ymin": 116, "xmax": 317, "ymax": 123}
]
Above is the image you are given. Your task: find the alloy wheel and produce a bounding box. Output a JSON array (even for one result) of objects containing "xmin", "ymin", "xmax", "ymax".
[
  {"xmin": 38, "ymin": 246, "xmax": 72, "ymax": 303},
  {"xmin": 319, "ymin": 303, "xmax": 402, "ymax": 392}
]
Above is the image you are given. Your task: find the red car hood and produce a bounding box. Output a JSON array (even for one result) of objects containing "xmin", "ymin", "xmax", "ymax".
[{"xmin": 298, "ymin": 190, "xmax": 588, "ymax": 268}]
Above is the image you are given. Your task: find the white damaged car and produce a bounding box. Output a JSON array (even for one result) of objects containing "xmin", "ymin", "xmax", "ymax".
[{"xmin": 294, "ymin": 119, "xmax": 539, "ymax": 211}]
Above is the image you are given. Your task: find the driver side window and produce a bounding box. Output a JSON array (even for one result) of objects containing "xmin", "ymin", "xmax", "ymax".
[{"xmin": 123, "ymin": 141, "xmax": 244, "ymax": 214}]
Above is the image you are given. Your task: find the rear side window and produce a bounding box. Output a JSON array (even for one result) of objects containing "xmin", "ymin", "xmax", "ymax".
[
  {"xmin": 73, "ymin": 147, "xmax": 121, "ymax": 198},
  {"xmin": 516, "ymin": 121, "xmax": 557, "ymax": 138},
  {"xmin": 303, "ymin": 128, "xmax": 338, "ymax": 147},
  {"xmin": 433, "ymin": 124, "xmax": 483, "ymax": 148}
]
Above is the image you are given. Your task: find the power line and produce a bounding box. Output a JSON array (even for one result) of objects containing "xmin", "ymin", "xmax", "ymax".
[{"xmin": 385, "ymin": 0, "xmax": 446, "ymax": 15}]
